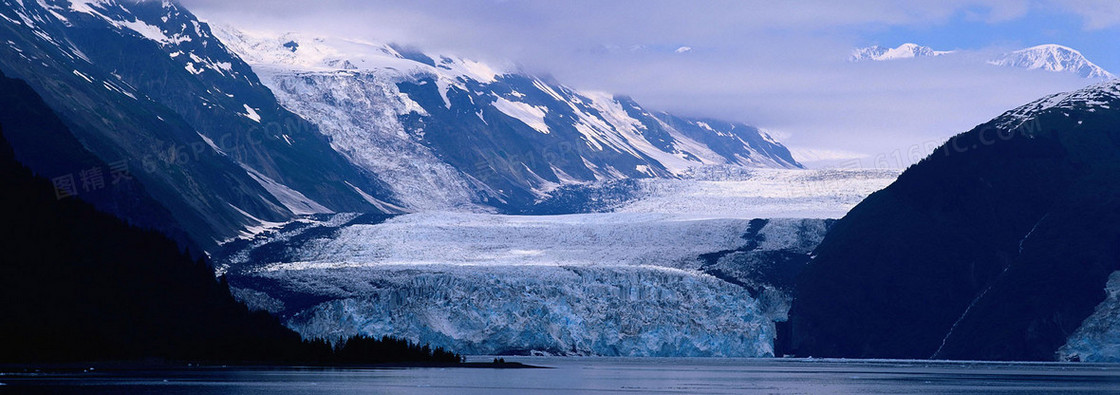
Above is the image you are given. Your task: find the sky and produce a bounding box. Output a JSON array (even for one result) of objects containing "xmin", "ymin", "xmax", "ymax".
[{"xmin": 180, "ymin": 0, "xmax": 1120, "ymax": 168}]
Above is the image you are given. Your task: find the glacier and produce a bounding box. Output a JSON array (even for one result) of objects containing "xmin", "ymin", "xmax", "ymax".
[
  {"xmin": 252, "ymin": 70, "xmax": 489, "ymax": 211},
  {"xmin": 224, "ymin": 213, "xmax": 827, "ymax": 357},
  {"xmin": 612, "ymin": 167, "xmax": 899, "ymax": 219},
  {"xmin": 219, "ymin": 191, "xmax": 866, "ymax": 357},
  {"xmin": 259, "ymin": 264, "xmax": 774, "ymax": 357},
  {"xmin": 201, "ymin": 25, "xmax": 900, "ymax": 358},
  {"xmin": 242, "ymin": 212, "xmax": 760, "ymax": 270}
]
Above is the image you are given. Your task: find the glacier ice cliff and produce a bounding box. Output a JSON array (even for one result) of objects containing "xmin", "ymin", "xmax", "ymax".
[
  {"xmin": 262, "ymin": 265, "xmax": 773, "ymax": 357},
  {"xmin": 1059, "ymin": 271, "xmax": 1120, "ymax": 362},
  {"xmin": 222, "ymin": 212, "xmax": 836, "ymax": 357}
]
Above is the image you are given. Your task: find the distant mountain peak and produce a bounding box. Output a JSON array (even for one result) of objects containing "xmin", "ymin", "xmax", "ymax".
[
  {"xmin": 849, "ymin": 43, "xmax": 953, "ymax": 62},
  {"xmin": 988, "ymin": 44, "xmax": 1115, "ymax": 80},
  {"xmin": 851, "ymin": 42, "xmax": 1115, "ymax": 80}
]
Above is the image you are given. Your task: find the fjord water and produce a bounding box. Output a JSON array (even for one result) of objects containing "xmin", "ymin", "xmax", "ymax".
[{"xmin": 5, "ymin": 358, "xmax": 1120, "ymax": 394}]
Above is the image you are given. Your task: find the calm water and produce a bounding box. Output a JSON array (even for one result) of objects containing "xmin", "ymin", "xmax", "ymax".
[{"xmin": 3, "ymin": 357, "xmax": 1120, "ymax": 394}]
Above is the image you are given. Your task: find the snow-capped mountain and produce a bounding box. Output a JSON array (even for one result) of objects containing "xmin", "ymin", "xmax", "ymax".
[
  {"xmin": 0, "ymin": 0, "xmax": 401, "ymax": 248},
  {"xmin": 849, "ymin": 43, "xmax": 952, "ymax": 61},
  {"xmin": 212, "ymin": 27, "xmax": 802, "ymax": 211},
  {"xmin": 852, "ymin": 42, "xmax": 1114, "ymax": 80},
  {"xmin": 0, "ymin": 0, "xmax": 804, "ymax": 245},
  {"xmin": 989, "ymin": 44, "xmax": 1115, "ymax": 80}
]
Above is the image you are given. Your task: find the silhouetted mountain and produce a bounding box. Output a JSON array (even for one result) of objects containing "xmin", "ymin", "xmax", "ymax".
[
  {"xmin": 0, "ymin": 77, "xmax": 456, "ymax": 365},
  {"xmin": 0, "ymin": 67, "xmax": 194, "ymax": 250},
  {"xmin": 785, "ymin": 80, "xmax": 1120, "ymax": 361}
]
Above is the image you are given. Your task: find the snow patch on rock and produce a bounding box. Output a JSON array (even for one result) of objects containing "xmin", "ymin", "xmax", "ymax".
[{"xmin": 492, "ymin": 97, "xmax": 550, "ymax": 134}]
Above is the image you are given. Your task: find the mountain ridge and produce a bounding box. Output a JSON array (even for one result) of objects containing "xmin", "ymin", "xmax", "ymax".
[
  {"xmin": 0, "ymin": 0, "xmax": 806, "ymax": 248},
  {"xmin": 989, "ymin": 44, "xmax": 1115, "ymax": 80},
  {"xmin": 849, "ymin": 43, "xmax": 953, "ymax": 61},
  {"xmin": 212, "ymin": 26, "xmax": 803, "ymax": 211},
  {"xmin": 0, "ymin": 0, "xmax": 404, "ymax": 249},
  {"xmin": 852, "ymin": 42, "xmax": 1115, "ymax": 80}
]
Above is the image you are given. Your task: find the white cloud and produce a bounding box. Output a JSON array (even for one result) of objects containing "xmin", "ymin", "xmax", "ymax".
[{"xmin": 1051, "ymin": 0, "xmax": 1120, "ymax": 30}]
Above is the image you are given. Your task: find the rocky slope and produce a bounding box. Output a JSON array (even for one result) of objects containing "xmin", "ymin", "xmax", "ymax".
[
  {"xmin": 213, "ymin": 27, "xmax": 803, "ymax": 211},
  {"xmin": 0, "ymin": 0, "xmax": 400, "ymax": 248}
]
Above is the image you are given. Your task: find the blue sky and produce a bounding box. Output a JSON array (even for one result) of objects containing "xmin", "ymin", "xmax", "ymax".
[{"xmin": 184, "ymin": 0, "xmax": 1120, "ymax": 167}]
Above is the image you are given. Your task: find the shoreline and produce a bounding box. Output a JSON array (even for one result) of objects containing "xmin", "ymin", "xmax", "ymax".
[{"xmin": 0, "ymin": 360, "xmax": 548, "ymax": 373}]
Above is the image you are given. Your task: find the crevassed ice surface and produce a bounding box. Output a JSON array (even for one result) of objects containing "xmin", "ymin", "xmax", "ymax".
[
  {"xmin": 275, "ymin": 212, "xmax": 755, "ymax": 269},
  {"xmin": 259, "ymin": 70, "xmax": 488, "ymax": 211},
  {"xmin": 1059, "ymin": 271, "xmax": 1120, "ymax": 362},
  {"xmin": 268, "ymin": 265, "xmax": 772, "ymax": 357},
  {"xmin": 228, "ymin": 213, "xmax": 832, "ymax": 357},
  {"xmin": 614, "ymin": 168, "xmax": 899, "ymax": 219},
  {"xmin": 211, "ymin": 27, "xmax": 497, "ymax": 210}
]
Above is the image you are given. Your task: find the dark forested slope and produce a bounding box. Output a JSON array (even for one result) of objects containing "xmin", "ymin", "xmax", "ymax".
[
  {"xmin": 0, "ymin": 85, "xmax": 456, "ymax": 364},
  {"xmin": 786, "ymin": 81, "xmax": 1120, "ymax": 361}
]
